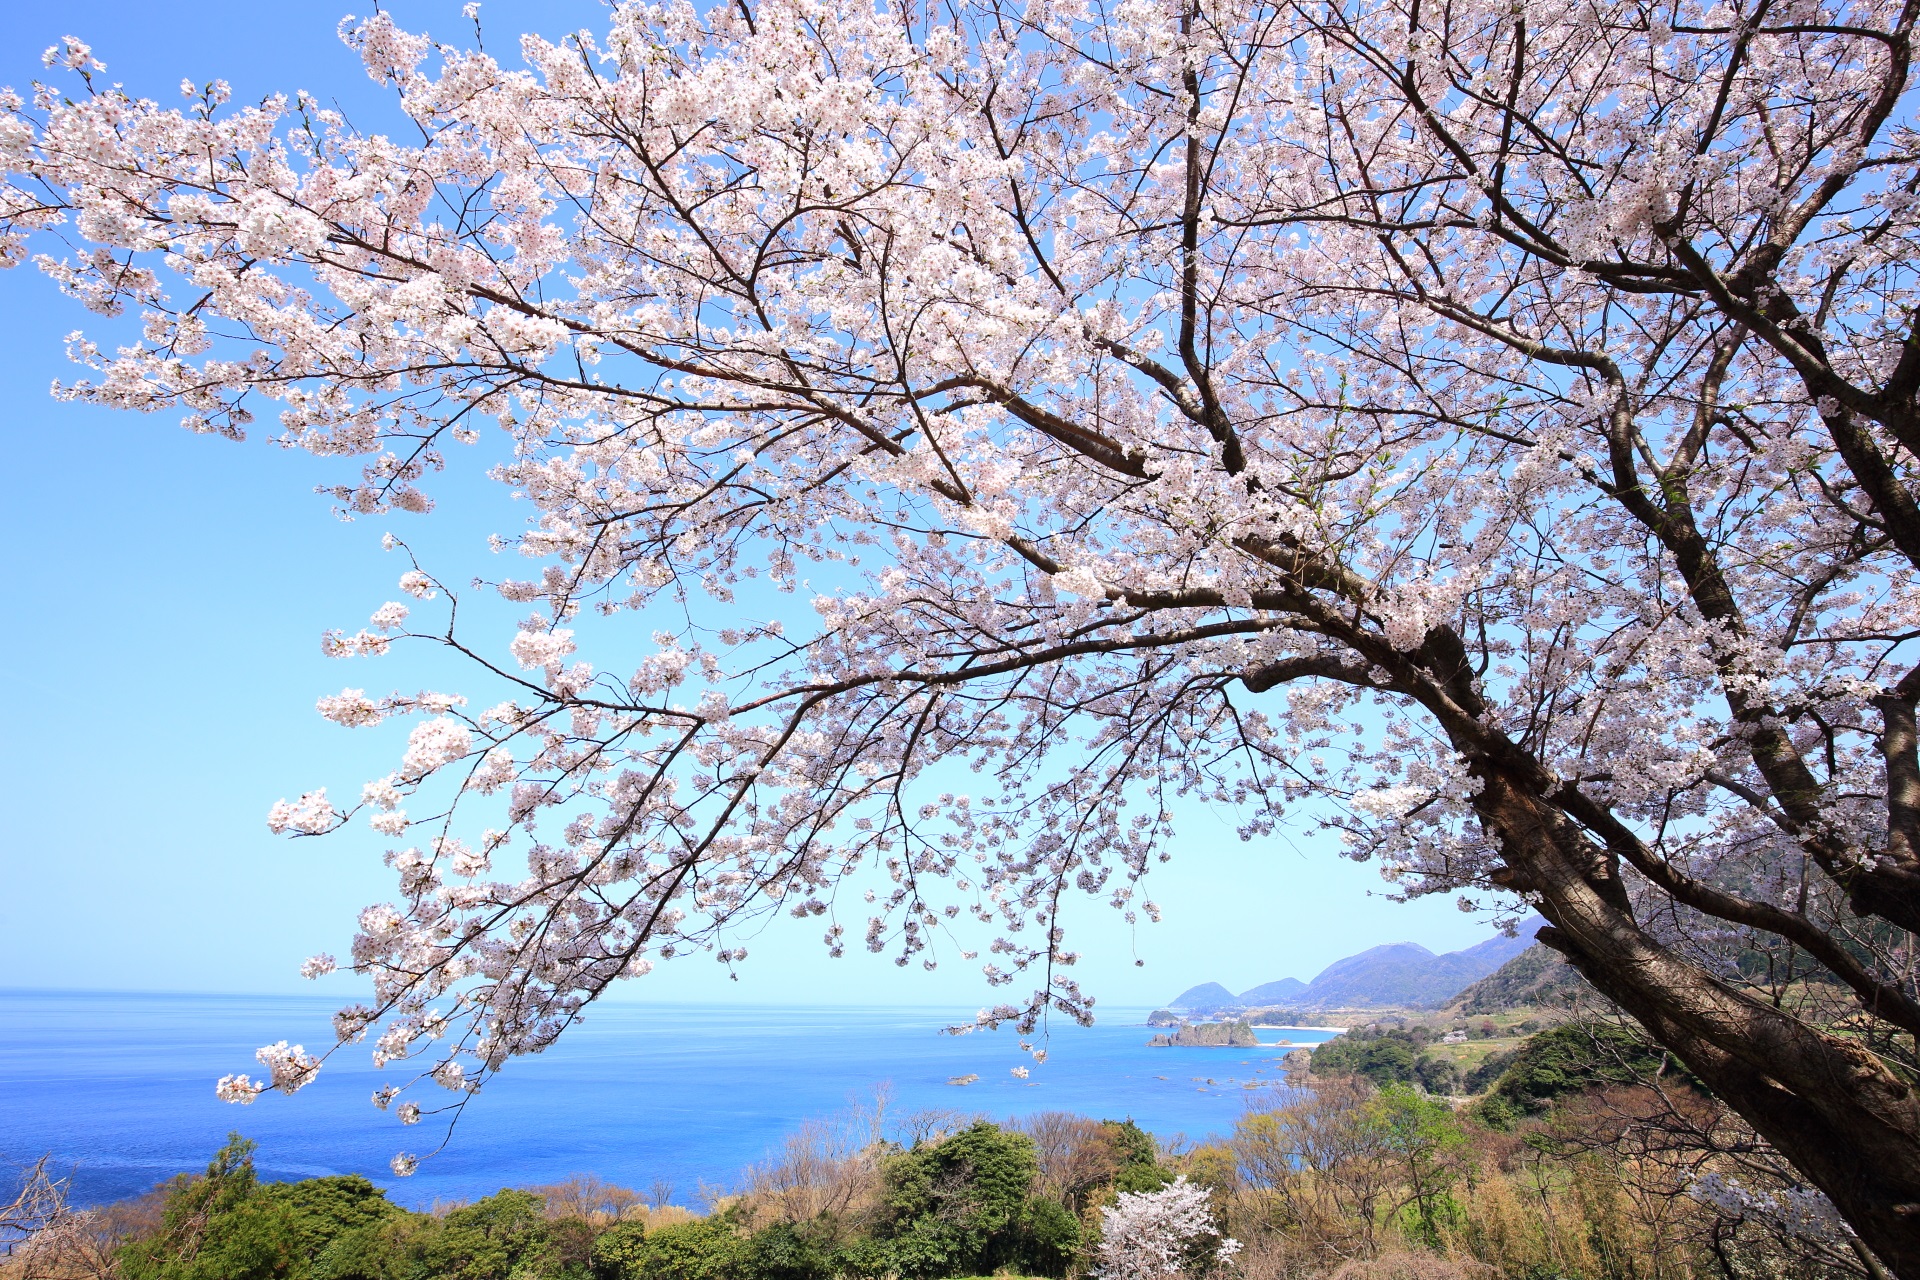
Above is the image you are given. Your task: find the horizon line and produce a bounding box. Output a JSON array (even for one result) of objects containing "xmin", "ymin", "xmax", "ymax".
[{"xmin": 0, "ymin": 985, "xmax": 1163, "ymax": 1012}]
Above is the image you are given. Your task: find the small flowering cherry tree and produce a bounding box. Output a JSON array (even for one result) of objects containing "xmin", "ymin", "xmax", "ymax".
[
  {"xmin": 8, "ymin": 0, "xmax": 1920, "ymax": 1266},
  {"xmin": 1093, "ymin": 1176, "xmax": 1239, "ymax": 1280}
]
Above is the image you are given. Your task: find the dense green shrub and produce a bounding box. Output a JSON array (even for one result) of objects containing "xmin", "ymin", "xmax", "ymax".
[
  {"xmin": 118, "ymin": 1135, "xmax": 260, "ymax": 1280},
  {"xmin": 826, "ymin": 1234, "xmax": 896, "ymax": 1280},
  {"xmin": 118, "ymin": 1135, "xmax": 303, "ymax": 1280},
  {"xmin": 1312, "ymin": 1029, "xmax": 1420, "ymax": 1085},
  {"xmin": 312, "ymin": 1217, "xmax": 431, "ymax": 1280},
  {"xmin": 743, "ymin": 1219, "xmax": 835, "ymax": 1280},
  {"xmin": 877, "ymin": 1122, "xmax": 1031, "ymax": 1279},
  {"xmin": 409, "ymin": 1190, "xmax": 557, "ymax": 1280},
  {"xmin": 118, "ymin": 1136, "xmax": 416, "ymax": 1280},
  {"xmin": 1411, "ymin": 1054, "xmax": 1460, "ymax": 1096},
  {"xmin": 1012, "ymin": 1194, "xmax": 1081, "ymax": 1276},
  {"xmin": 264, "ymin": 1176, "xmax": 407, "ymax": 1267},
  {"xmin": 1098, "ymin": 1120, "xmax": 1173, "ymax": 1197},
  {"xmin": 607, "ymin": 1216, "xmax": 747, "ymax": 1280},
  {"xmin": 588, "ymin": 1221, "xmax": 649, "ymax": 1280},
  {"xmin": 1461, "ymin": 1048, "xmax": 1518, "ymax": 1095},
  {"xmin": 1477, "ymin": 1021, "xmax": 1688, "ymax": 1123},
  {"xmin": 875, "ymin": 1121, "xmax": 1077, "ymax": 1278},
  {"xmin": 1313, "ymin": 1027, "xmax": 1475, "ymax": 1097}
]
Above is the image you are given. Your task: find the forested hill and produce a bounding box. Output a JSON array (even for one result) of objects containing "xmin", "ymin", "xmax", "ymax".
[
  {"xmin": 1448, "ymin": 943, "xmax": 1590, "ymax": 1014},
  {"xmin": 1169, "ymin": 918, "xmax": 1545, "ymax": 1012}
]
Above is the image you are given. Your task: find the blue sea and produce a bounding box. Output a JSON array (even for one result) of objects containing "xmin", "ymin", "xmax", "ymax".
[{"xmin": 0, "ymin": 991, "xmax": 1339, "ymax": 1210}]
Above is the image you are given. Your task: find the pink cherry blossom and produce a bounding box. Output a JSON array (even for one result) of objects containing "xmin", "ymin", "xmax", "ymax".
[
  {"xmin": 1095, "ymin": 1177, "xmax": 1237, "ymax": 1280},
  {"xmin": 10, "ymin": 0, "xmax": 1920, "ymax": 1256}
]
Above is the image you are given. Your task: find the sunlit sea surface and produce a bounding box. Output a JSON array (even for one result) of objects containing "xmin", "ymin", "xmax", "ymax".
[{"xmin": 0, "ymin": 991, "xmax": 1340, "ymax": 1210}]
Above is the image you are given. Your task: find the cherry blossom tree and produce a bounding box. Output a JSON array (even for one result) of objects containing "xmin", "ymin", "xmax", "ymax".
[
  {"xmin": 8, "ymin": 0, "xmax": 1920, "ymax": 1266},
  {"xmin": 1093, "ymin": 1176, "xmax": 1239, "ymax": 1280}
]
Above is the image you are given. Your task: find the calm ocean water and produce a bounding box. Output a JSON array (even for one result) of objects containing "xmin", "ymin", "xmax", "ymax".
[{"xmin": 0, "ymin": 991, "xmax": 1338, "ymax": 1210}]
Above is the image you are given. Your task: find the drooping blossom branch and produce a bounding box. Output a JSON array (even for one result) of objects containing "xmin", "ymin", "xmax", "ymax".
[{"xmin": 9, "ymin": 0, "xmax": 1920, "ymax": 1267}]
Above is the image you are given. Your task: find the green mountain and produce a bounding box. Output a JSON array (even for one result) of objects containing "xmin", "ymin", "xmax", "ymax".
[
  {"xmin": 1450, "ymin": 943, "xmax": 1590, "ymax": 1013},
  {"xmin": 1168, "ymin": 919, "xmax": 1545, "ymax": 1011},
  {"xmin": 1166, "ymin": 981, "xmax": 1241, "ymax": 1013},
  {"xmin": 1237, "ymin": 976, "xmax": 1309, "ymax": 1004}
]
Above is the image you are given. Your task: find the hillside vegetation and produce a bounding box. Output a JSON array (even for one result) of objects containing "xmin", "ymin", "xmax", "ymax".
[
  {"xmin": 7, "ymin": 1012, "xmax": 1877, "ymax": 1280},
  {"xmin": 4, "ymin": 1117, "xmax": 1175, "ymax": 1280},
  {"xmin": 1448, "ymin": 946, "xmax": 1589, "ymax": 1015}
]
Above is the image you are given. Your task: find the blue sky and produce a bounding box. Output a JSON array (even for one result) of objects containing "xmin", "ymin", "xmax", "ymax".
[{"xmin": 0, "ymin": 0, "xmax": 1519, "ymax": 1010}]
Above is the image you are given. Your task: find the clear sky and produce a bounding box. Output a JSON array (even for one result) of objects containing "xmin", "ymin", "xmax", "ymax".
[{"xmin": 0, "ymin": 0, "xmax": 1522, "ymax": 1011}]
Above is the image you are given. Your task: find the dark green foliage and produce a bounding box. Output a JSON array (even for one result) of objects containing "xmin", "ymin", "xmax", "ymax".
[
  {"xmin": 826, "ymin": 1234, "xmax": 896, "ymax": 1280},
  {"xmin": 1315, "ymin": 1027, "xmax": 1474, "ymax": 1096},
  {"xmin": 261, "ymin": 1177, "xmax": 405, "ymax": 1263},
  {"xmin": 1452, "ymin": 944, "xmax": 1589, "ymax": 1014},
  {"xmin": 743, "ymin": 1220, "xmax": 834, "ymax": 1280},
  {"xmin": 308, "ymin": 1188, "xmax": 556, "ymax": 1280},
  {"xmin": 118, "ymin": 1134, "xmax": 300, "ymax": 1280},
  {"xmin": 1312, "ymin": 1029, "xmax": 1420, "ymax": 1085},
  {"xmin": 412, "ymin": 1190, "xmax": 556, "ymax": 1280},
  {"xmin": 587, "ymin": 1222, "xmax": 649, "ymax": 1280},
  {"xmin": 311, "ymin": 1218, "xmax": 428, "ymax": 1280},
  {"xmin": 1013, "ymin": 1194, "xmax": 1080, "ymax": 1276},
  {"xmin": 608, "ymin": 1216, "xmax": 747, "ymax": 1280},
  {"xmin": 1100, "ymin": 1120, "xmax": 1173, "ymax": 1197},
  {"xmin": 1475, "ymin": 1022, "xmax": 1693, "ymax": 1124},
  {"xmin": 1096, "ymin": 1119, "xmax": 1157, "ymax": 1171},
  {"xmin": 877, "ymin": 1122, "xmax": 1035, "ymax": 1278},
  {"xmin": 311, "ymin": 1228, "xmax": 412, "ymax": 1280},
  {"xmin": 1107, "ymin": 1162, "xmax": 1173, "ymax": 1197},
  {"xmin": 1412, "ymin": 1054, "xmax": 1460, "ymax": 1095},
  {"xmin": 1462, "ymin": 1047, "xmax": 1518, "ymax": 1095},
  {"xmin": 1494, "ymin": 1022, "xmax": 1675, "ymax": 1108},
  {"xmin": 117, "ymin": 1137, "xmax": 414, "ymax": 1280},
  {"xmin": 874, "ymin": 1121, "xmax": 1076, "ymax": 1278}
]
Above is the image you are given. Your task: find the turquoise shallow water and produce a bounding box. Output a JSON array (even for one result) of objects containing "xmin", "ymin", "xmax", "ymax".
[{"xmin": 0, "ymin": 991, "xmax": 1338, "ymax": 1210}]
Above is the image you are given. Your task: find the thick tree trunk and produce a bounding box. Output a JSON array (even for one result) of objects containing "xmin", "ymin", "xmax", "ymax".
[{"xmin": 1474, "ymin": 770, "xmax": 1920, "ymax": 1278}]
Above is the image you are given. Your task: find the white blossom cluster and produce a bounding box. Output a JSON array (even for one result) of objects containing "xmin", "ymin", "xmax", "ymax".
[
  {"xmin": 1691, "ymin": 1174, "xmax": 1856, "ymax": 1250},
  {"xmin": 214, "ymin": 1040, "xmax": 321, "ymax": 1103},
  {"xmin": 1094, "ymin": 1176, "xmax": 1239, "ymax": 1280}
]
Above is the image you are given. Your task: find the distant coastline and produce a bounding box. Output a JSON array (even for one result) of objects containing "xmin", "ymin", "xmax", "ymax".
[{"xmin": 1165, "ymin": 917, "xmax": 1546, "ymax": 1014}]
